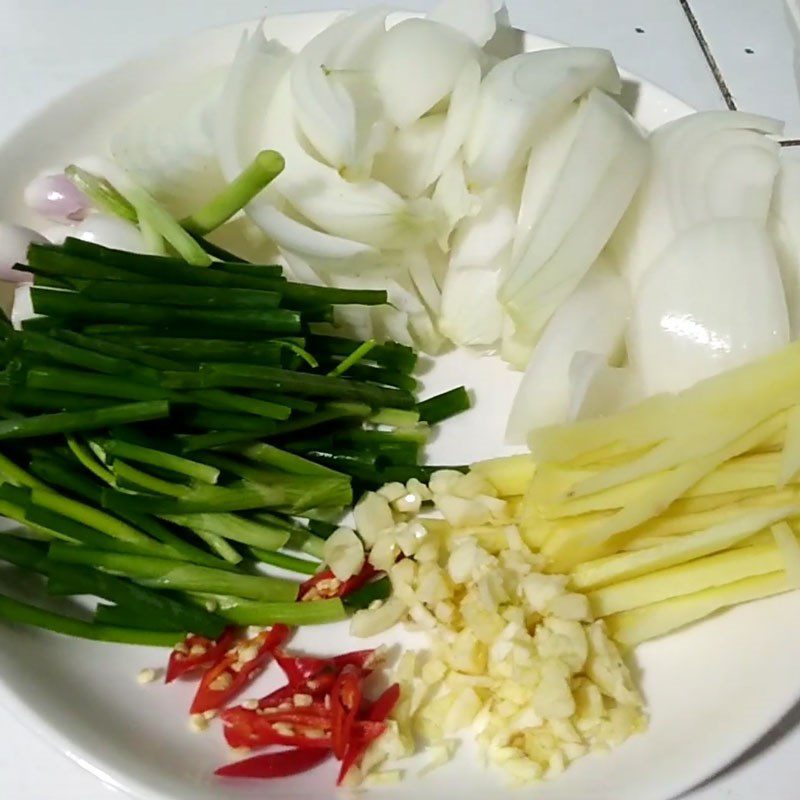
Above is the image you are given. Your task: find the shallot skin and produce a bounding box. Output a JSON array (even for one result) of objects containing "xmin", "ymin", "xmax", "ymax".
[{"xmin": 24, "ymin": 173, "xmax": 89, "ymax": 222}]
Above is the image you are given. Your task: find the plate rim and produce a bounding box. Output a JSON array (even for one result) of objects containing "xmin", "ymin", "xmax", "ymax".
[{"xmin": 0, "ymin": 9, "xmax": 771, "ymax": 800}]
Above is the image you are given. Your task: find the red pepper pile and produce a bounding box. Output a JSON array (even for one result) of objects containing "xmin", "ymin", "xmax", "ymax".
[
  {"xmin": 164, "ymin": 622, "xmax": 399, "ymax": 785},
  {"xmin": 219, "ymin": 647, "xmax": 399, "ymax": 783}
]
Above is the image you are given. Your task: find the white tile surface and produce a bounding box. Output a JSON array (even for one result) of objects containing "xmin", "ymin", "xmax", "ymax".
[
  {"xmin": 0, "ymin": 1, "xmax": 798, "ymax": 799},
  {"xmin": 687, "ymin": 0, "xmax": 800, "ymax": 137}
]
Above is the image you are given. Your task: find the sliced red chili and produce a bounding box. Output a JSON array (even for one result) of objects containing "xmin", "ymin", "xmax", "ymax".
[
  {"xmin": 298, "ymin": 563, "xmax": 376, "ymax": 601},
  {"xmin": 257, "ymin": 683, "xmax": 297, "ymax": 708},
  {"xmin": 337, "ymin": 722, "xmax": 387, "ymax": 786},
  {"xmin": 331, "ymin": 664, "xmax": 363, "ymax": 760},
  {"xmin": 221, "ymin": 706, "xmax": 384, "ymax": 751},
  {"xmin": 165, "ymin": 628, "xmax": 238, "ymax": 684},
  {"xmin": 190, "ymin": 624, "xmax": 290, "ymax": 714},
  {"xmin": 274, "ymin": 650, "xmax": 331, "ymax": 686},
  {"xmin": 273, "ymin": 648, "xmax": 377, "ymax": 697},
  {"xmin": 366, "ymin": 683, "xmax": 401, "ymax": 722},
  {"xmin": 215, "ymin": 748, "xmax": 330, "ymax": 779},
  {"xmin": 221, "ymin": 707, "xmax": 331, "ymax": 749}
]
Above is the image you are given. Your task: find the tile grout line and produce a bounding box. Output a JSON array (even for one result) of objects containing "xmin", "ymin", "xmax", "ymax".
[
  {"xmin": 677, "ymin": 0, "xmax": 800, "ymax": 147},
  {"xmin": 677, "ymin": 0, "xmax": 737, "ymax": 110}
]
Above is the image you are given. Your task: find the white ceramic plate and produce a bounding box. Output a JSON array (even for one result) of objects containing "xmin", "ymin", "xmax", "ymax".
[{"xmin": 1, "ymin": 10, "xmax": 799, "ymax": 800}]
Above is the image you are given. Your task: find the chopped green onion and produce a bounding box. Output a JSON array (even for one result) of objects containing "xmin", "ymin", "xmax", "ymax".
[
  {"xmin": 249, "ymin": 547, "xmax": 320, "ymax": 575},
  {"xmin": 181, "ymin": 150, "xmax": 285, "ymax": 235},
  {"xmin": 65, "ymin": 165, "xmax": 138, "ymax": 223},
  {"xmin": 48, "ymin": 544, "xmax": 298, "ymax": 602},
  {"xmin": 327, "ymin": 339, "xmax": 377, "ymax": 377},
  {"xmin": 99, "ymin": 439, "xmax": 219, "ymax": 484},
  {"xmin": 161, "ymin": 513, "xmax": 290, "ymax": 552},
  {"xmin": 0, "ymin": 592, "xmax": 183, "ymax": 646},
  {"xmin": 0, "ymin": 400, "xmax": 170, "ymax": 441},
  {"xmin": 213, "ymin": 598, "xmax": 346, "ymax": 626},
  {"xmin": 417, "ymin": 386, "xmax": 471, "ymax": 425},
  {"xmin": 123, "ymin": 183, "xmax": 212, "ymax": 267},
  {"xmin": 66, "ymin": 435, "xmax": 116, "ymax": 485},
  {"xmin": 343, "ymin": 576, "xmax": 392, "ymax": 609}
]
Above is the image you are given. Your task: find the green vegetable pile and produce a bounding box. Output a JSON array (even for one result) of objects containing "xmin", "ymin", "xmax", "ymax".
[{"xmin": 0, "ymin": 233, "xmax": 469, "ymax": 645}]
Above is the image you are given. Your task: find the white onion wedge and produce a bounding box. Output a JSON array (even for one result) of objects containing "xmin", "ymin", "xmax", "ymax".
[
  {"xmin": 500, "ymin": 314, "xmax": 534, "ymax": 368},
  {"xmin": 385, "ymin": 272, "xmax": 444, "ymax": 353},
  {"xmin": 612, "ymin": 110, "xmax": 783, "ymax": 291},
  {"xmin": 432, "ymin": 159, "xmax": 481, "ymax": 244},
  {"xmin": 371, "ymin": 304, "xmax": 414, "ymax": 347},
  {"xmin": 769, "ymin": 156, "xmax": 800, "ymax": 336},
  {"xmin": 439, "ymin": 178, "xmax": 520, "ymax": 347},
  {"xmin": 628, "ymin": 219, "xmax": 790, "ymax": 395},
  {"xmin": 422, "ymin": 59, "xmax": 483, "ymax": 191},
  {"xmin": 408, "ymin": 248, "xmax": 443, "ymax": 315},
  {"xmin": 372, "ymin": 115, "xmax": 447, "ymax": 198},
  {"xmin": 373, "ymin": 18, "xmax": 479, "ymax": 129},
  {"xmin": 499, "ymin": 89, "xmax": 647, "ymax": 344},
  {"xmin": 465, "ymin": 47, "xmax": 621, "ymax": 188},
  {"xmin": 264, "ymin": 74, "xmax": 441, "ymax": 250},
  {"xmin": 214, "ymin": 26, "xmax": 380, "ymax": 266},
  {"xmin": 513, "ymin": 102, "xmax": 582, "ymax": 264},
  {"xmin": 290, "ymin": 8, "xmax": 389, "ymax": 171},
  {"xmin": 505, "ymin": 260, "xmax": 629, "ymax": 443}
]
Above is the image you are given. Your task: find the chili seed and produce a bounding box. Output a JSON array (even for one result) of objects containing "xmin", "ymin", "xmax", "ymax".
[{"xmin": 209, "ymin": 672, "xmax": 234, "ymax": 692}]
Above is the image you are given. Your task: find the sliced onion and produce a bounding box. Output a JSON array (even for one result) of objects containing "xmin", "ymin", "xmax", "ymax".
[
  {"xmin": 24, "ymin": 174, "xmax": 89, "ymax": 222},
  {"xmin": 499, "ymin": 89, "xmax": 647, "ymax": 345},
  {"xmin": 513, "ymin": 102, "xmax": 582, "ymax": 264},
  {"xmin": 373, "ymin": 18, "xmax": 479, "ymax": 129},
  {"xmin": 371, "ymin": 304, "xmax": 414, "ymax": 347},
  {"xmin": 281, "ymin": 249, "xmax": 327, "ymax": 286},
  {"xmin": 432, "ymin": 158, "xmax": 481, "ymax": 244},
  {"xmin": 628, "ymin": 219, "xmax": 789, "ymax": 395},
  {"xmin": 464, "ymin": 47, "xmax": 621, "ymax": 188},
  {"xmin": 428, "ymin": 0, "xmax": 499, "ymax": 46},
  {"xmin": 611, "ymin": 110, "xmax": 782, "ymax": 291},
  {"xmin": 372, "ymin": 114, "xmax": 447, "ymax": 198},
  {"xmin": 0, "ymin": 223, "xmax": 47, "ymax": 281},
  {"xmin": 768, "ymin": 156, "xmax": 800, "ymax": 336},
  {"xmin": 385, "ymin": 272, "xmax": 445, "ymax": 353},
  {"xmin": 423, "ymin": 59, "xmax": 483, "ymax": 190},
  {"xmin": 262, "ymin": 74, "xmax": 442, "ymax": 251},
  {"xmin": 439, "ymin": 178, "xmax": 520, "ymax": 347},
  {"xmin": 214, "ymin": 26, "xmax": 379, "ymax": 266},
  {"xmin": 332, "ymin": 70, "xmax": 392, "ymax": 180},
  {"xmin": 505, "ymin": 259, "xmax": 629, "ymax": 443},
  {"xmin": 409, "ymin": 247, "xmax": 443, "ymax": 315},
  {"xmin": 329, "ymin": 272, "xmax": 376, "ymax": 341},
  {"xmin": 290, "ymin": 8, "xmax": 388, "ymax": 171}
]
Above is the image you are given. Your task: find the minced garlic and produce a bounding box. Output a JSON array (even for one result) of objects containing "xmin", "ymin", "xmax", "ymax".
[{"xmin": 350, "ymin": 469, "xmax": 647, "ymax": 785}]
